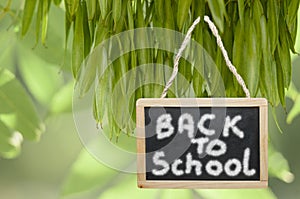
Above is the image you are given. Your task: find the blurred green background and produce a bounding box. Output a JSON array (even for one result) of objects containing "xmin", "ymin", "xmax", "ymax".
[{"xmin": 1, "ymin": 2, "xmax": 300, "ymax": 199}]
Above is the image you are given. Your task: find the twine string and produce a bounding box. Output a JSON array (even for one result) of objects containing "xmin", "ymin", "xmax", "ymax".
[{"xmin": 160, "ymin": 16, "xmax": 251, "ymax": 98}]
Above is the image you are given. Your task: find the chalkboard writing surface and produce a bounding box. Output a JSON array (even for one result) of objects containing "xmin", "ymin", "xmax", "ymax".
[{"xmin": 136, "ymin": 98, "xmax": 268, "ymax": 188}]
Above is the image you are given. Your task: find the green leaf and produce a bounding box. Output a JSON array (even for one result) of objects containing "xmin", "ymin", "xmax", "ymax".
[
  {"xmin": 64, "ymin": 0, "xmax": 79, "ymax": 18},
  {"xmin": 271, "ymin": 107, "xmax": 283, "ymax": 134},
  {"xmin": 242, "ymin": 16, "xmax": 260, "ymax": 96},
  {"xmin": 286, "ymin": 83, "xmax": 298, "ymax": 101},
  {"xmin": 93, "ymin": 63, "xmax": 111, "ymax": 127},
  {"xmin": 98, "ymin": 175, "xmax": 158, "ymax": 199},
  {"xmin": 154, "ymin": 0, "xmax": 164, "ymax": 25},
  {"xmin": 0, "ymin": 68, "xmax": 44, "ymax": 141},
  {"xmin": 196, "ymin": 189, "xmax": 277, "ymax": 199},
  {"xmin": 72, "ymin": 1, "xmax": 85, "ymax": 78},
  {"xmin": 62, "ymin": 148, "xmax": 119, "ymax": 196},
  {"xmin": 0, "ymin": 27, "xmax": 17, "ymax": 72},
  {"xmin": 177, "ymin": 0, "xmax": 192, "ymax": 30},
  {"xmin": 286, "ymin": 84, "xmax": 299, "ymax": 124},
  {"xmin": 78, "ymin": 42, "xmax": 108, "ymax": 97},
  {"xmin": 291, "ymin": 8, "xmax": 300, "ymax": 61},
  {"xmin": 267, "ymin": 0, "xmax": 279, "ymax": 54},
  {"xmin": 17, "ymin": 45, "xmax": 64, "ymax": 106},
  {"xmin": 287, "ymin": 95, "xmax": 300, "ymax": 124},
  {"xmin": 287, "ymin": 0, "xmax": 300, "ymax": 28},
  {"xmin": 35, "ymin": 0, "xmax": 43, "ymax": 44},
  {"xmin": 22, "ymin": 0, "xmax": 38, "ymax": 36},
  {"xmin": 41, "ymin": 0, "xmax": 50, "ymax": 45},
  {"xmin": 86, "ymin": 0, "xmax": 96, "ymax": 20},
  {"xmin": 112, "ymin": 0, "xmax": 122, "ymax": 24},
  {"xmin": 274, "ymin": 49, "xmax": 286, "ymax": 108},
  {"xmin": 0, "ymin": 120, "xmax": 22, "ymax": 159},
  {"xmin": 20, "ymin": 5, "xmax": 71, "ymax": 70},
  {"xmin": 259, "ymin": 15, "xmax": 279, "ymax": 106},
  {"xmin": 65, "ymin": 5, "xmax": 73, "ymax": 51},
  {"xmin": 232, "ymin": 20, "xmax": 244, "ymax": 93},
  {"xmin": 278, "ymin": 18, "xmax": 292, "ymax": 89},
  {"xmin": 237, "ymin": 0, "xmax": 244, "ymax": 25},
  {"xmin": 269, "ymin": 144, "xmax": 294, "ymax": 183},
  {"xmin": 98, "ymin": 0, "xmax": 108, "ymax": 20},
  {"xmin": 207, "ymin": 0, "xmax": 226, "ymax": 33},
  {"xmin": 82, "ymin": 0, "xmax": 91, "ymax": 57}
]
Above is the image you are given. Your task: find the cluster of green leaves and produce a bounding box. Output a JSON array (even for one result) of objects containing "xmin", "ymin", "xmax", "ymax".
[
  {"xmin": 1, "ymin": 0, "xmax": 298, "ymax": 159},
  {"xmin": 20, "ymin": 0, "xmax": 300, "ymax": 141},
  {"xmin": 0, "ymin": 3, "xmax": 73, "ymax": 158},
  {"xmin": 0, "ymin": 1, "xmax": 299, "ymax": 198},
  {"xmin": 286, "ymin": 83, "xmax": 300, "ymax": 124},
  {"xmin": 0, "ymin": 68, "xmax": 43, "ymax": 158}
]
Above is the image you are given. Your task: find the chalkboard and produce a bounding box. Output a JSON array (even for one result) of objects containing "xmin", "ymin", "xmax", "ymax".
[{"xmin": 136, "ymin": 98, "xmax": 268, "ymax": 188}]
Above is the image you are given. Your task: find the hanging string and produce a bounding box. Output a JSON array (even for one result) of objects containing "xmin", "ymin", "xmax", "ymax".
[{"xmin": 160, "ymin": 16, "xmax": 251, "ymax": 98}]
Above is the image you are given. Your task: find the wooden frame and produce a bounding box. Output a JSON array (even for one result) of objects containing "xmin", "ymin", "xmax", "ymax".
[{"xmin": 136, "ymin": 98, "xmax": 268, "ymax": 189}]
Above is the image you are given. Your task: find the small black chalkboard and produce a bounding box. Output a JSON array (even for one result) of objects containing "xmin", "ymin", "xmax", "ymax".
[{"xmin": 136, "ymin": 98, "xmax": 268, "ymax": 188}]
